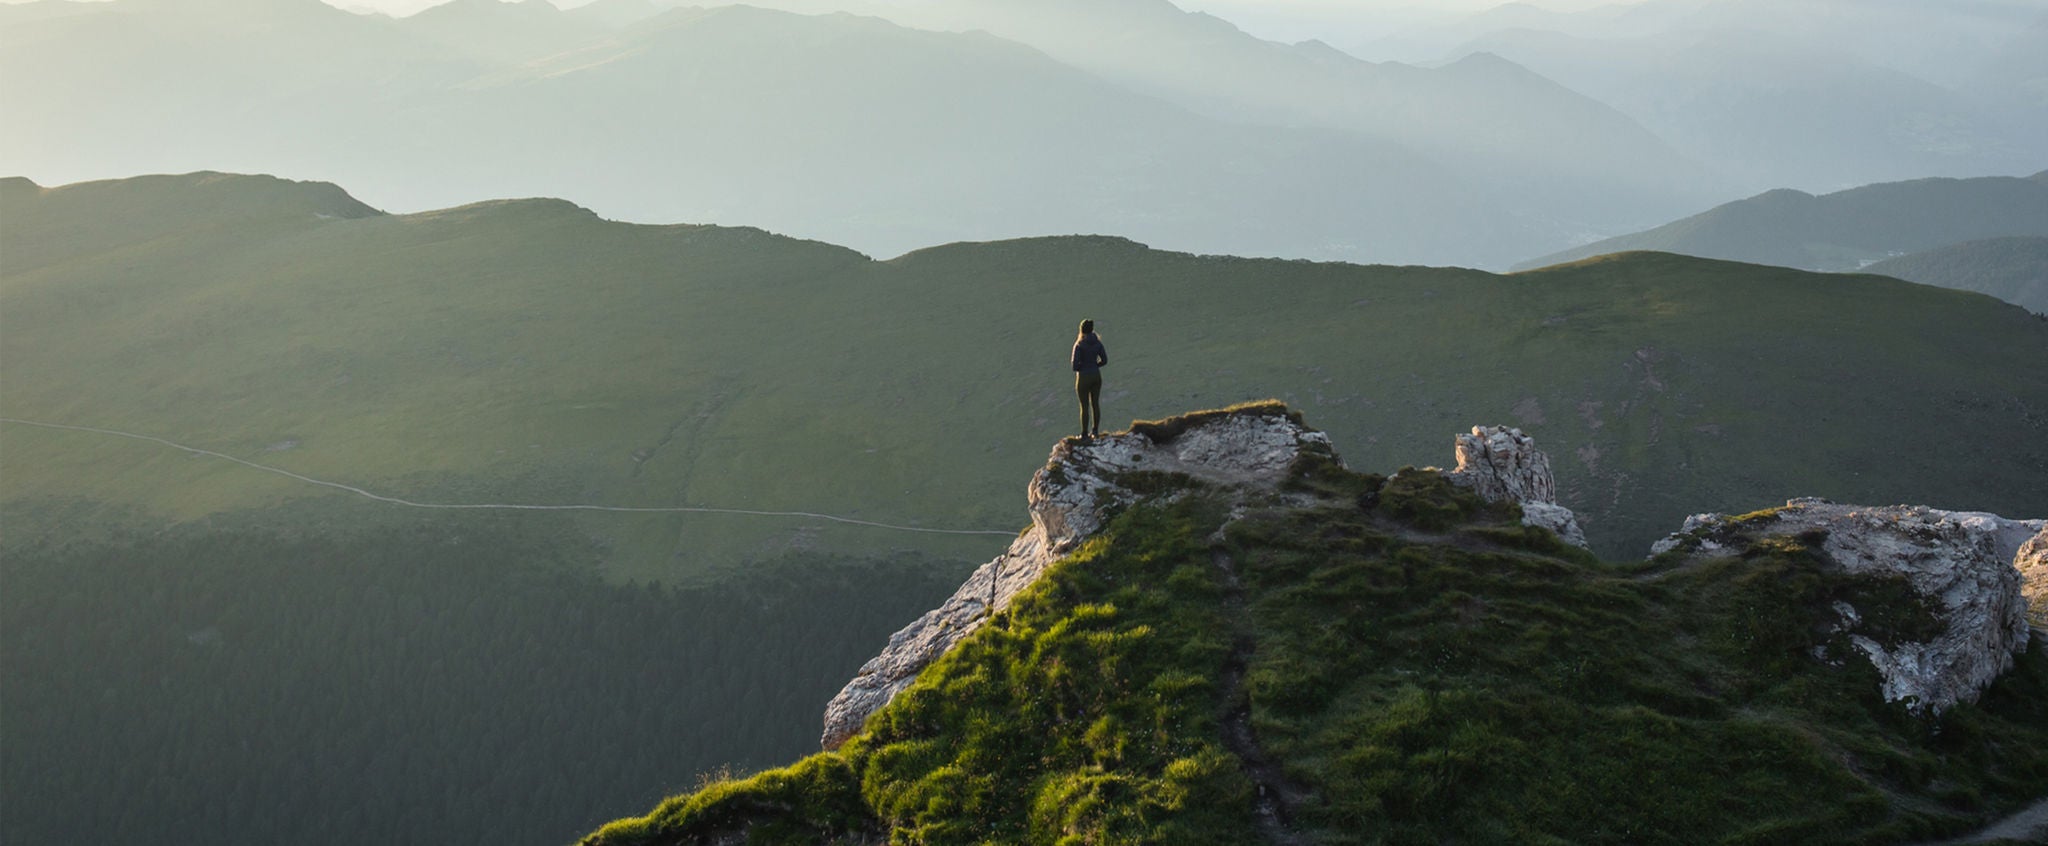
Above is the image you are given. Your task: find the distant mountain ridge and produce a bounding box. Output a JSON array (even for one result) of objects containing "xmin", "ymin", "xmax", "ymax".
[
  {"xmin": 1355, "ymin": 0, "xmax": 2046, "ymax": 193},
  {"xmin": 813, "ymin": 0, "xmax": 1718, "ymax": 230},
  {"xmin": 1515, "ymin": 171, "xmax": 2048, "ymax": 274}
]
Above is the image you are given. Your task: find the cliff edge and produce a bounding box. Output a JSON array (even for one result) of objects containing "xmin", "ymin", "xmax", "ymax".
[
  {"xmin": 822, "ymin": 407, "xmax": 1587, "ymax": 749},
  {"xmin": 821, "ymin": 403, "xmax": 1340, "ymax": 749}
]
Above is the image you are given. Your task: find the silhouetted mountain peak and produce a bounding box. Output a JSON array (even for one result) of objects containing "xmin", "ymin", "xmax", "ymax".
[
  {"xmin": 412, "ymin": 0, "xmax": 564, "ymax": 20},
  {"xmin": 1747, "ymin": 186, "xmax": 1818, "ymax": 204}
]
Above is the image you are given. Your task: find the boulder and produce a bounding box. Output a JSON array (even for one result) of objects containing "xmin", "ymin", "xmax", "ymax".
[
  {"xmin": 1443, "ymin": 425, "xmax": 1587, "ymax": 547},
  {"xmin": 1651, "ymin": 498, "xmax": 2044, "ymax": 714}
]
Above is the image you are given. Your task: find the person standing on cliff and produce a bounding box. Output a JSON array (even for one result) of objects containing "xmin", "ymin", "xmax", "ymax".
[{"xmin": 1072, "ymin": 319, "xmax": 1108, "ymax": 439}]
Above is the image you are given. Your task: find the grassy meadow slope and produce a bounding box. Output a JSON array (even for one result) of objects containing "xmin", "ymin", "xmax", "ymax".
[
  {"xmin": 1515, "ymin": 171, "xmax": 2048, "ymax": 273},
  {"xmin": 6, "ymin": 174, "xmax": 2048, "ymax": 573},
  {"xmin": 581, "ymin": 453, "xmax": 2048, "ymax": 845},
  {"xmin": 1864, "ymin": 236, "xmax": 2048, "ymax": 316}
]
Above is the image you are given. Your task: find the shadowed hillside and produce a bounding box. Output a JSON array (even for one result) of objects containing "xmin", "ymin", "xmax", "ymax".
[
  {"xmin": 9, "ymin": 174, "xmax": 2048, "ymax": 846},
  {"xmin": 1515, "ymin": 171, "xmax": 2048, "ymax": 272},
  {"xmin": 7, "ymin": 173, "xmax": 2048, "ymax": 574},
  {"xmin": 1864, "ymin": 236, "xmax": 2048, "ymax": 316}
]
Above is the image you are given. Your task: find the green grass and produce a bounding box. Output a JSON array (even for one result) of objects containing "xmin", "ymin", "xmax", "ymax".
[
  {"xmin": 579, "ymin": 461, "xmax": 2048, "ymax": 844},
  {"xmin": 6, "ymin": 174, "xmax": 2048, "ymax": 581},
  {"xmin": 582, "ymin": 499, "xmax": 1259, "ymax": 845}
]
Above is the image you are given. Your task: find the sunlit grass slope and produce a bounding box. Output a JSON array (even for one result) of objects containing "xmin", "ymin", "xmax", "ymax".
[
  {"xmin": 579, "ymin": 453, "xmax": 2048, "ymax": 845},
  {"xmin": 4, "ymin": 173, "xmax": 2047, "ymax": 577}
]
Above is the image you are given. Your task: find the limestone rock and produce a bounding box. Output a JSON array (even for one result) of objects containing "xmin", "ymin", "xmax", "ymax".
[
  {"xmin": 1518, "ymin": 502, "xmax": 1588, "ymax": 549},
  {"xmin": 2018, "ymin": 526, "xmax": 2048, "ymax": 630},
  {"xmin": 1651, "ymin": 499, "xmax": 2044, "ymax": 714},
  {"xmin": 817, "ymin": 526, "xmax": 1056, "ymax": 751},
  {"xmin": 1443, "ymin": 425, "xmax": 1587, "ymax": 548},
  {"xmin": 820, "ymin": 406, "xmax": 1335, "ymax": 750}
]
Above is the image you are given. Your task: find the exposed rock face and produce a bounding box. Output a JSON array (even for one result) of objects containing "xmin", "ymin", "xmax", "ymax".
[
  {"xmin": 2019, "ymin": 526, "xmax": 2048, "ymax": 630},
  {"xmin": 820, "ymin": 406, "xmax": 1334, "ymax": 750},
  {"xmin": 1443, "ymin": 425, "xmax": 1587, "ymax": 548},
  {"xmin": 1651, "ymin": 498, "xmax": 2044, "ymax": 714}
]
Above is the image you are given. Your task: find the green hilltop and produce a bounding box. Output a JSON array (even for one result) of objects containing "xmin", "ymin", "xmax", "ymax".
[
  {"xmin": 5, "ymin": 173, "xmax": 2047, "ymax": 575},
  {"xmin": 579, "ymin": 415, "xmax": 2048, "ymax": 844}
]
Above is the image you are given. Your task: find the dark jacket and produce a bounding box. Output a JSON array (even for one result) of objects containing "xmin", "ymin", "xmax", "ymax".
[{"xmin": 1071, "ymin": 333, "xmax": 1107, "ymax": 374}]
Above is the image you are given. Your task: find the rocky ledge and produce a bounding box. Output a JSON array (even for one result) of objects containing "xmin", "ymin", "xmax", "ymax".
[
  {"xmin": 820, "ymin": 404, "xmax": 1334, "ymax": 749},
  {"xmin": 820, "ymin": 406, "xmax": 1589, "ymax": 749},
  {"xmin": 1652, "ymin": 499, "xmax": 2047, "ymax": 714},
  {"xmin": 2020, "ymin": 529, "xmax": 2048, "ymax": 631}
]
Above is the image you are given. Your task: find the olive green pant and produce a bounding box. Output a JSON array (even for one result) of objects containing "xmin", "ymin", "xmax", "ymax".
[{"xmin": 1076, "ymin": 371, "xmax": 1103, "ymax": 436}]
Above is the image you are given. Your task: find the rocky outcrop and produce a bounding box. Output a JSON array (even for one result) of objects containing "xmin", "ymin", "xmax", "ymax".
[
  {"xmin": 1651, "ymin": 498, "xmax": 2044, "ymax": 714},
  {"xmin": 1443, "ymin": 425, "xmax": 1588, "ymax": 548},
  {"xmin": 820, "ymin": 404, "xmax": 1334, "ymax": 750},
  {"xmin": 2019, "ymin": 527, "xmax": 2048, "ymax": 630}
]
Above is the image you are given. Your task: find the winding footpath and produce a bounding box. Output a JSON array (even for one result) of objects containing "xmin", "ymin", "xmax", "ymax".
[
  {"xmin": 1210, "ymin": 544, "xmax": 1311, "ymax": 846},
  {"xmin": 0, "ymin": 417, "xmax": 1017, "ymax": 537}
]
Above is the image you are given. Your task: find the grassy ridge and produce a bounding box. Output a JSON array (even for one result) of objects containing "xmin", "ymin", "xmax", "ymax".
[
  {"xmin": 580, "ymin": 462, "xmax": 2048, "ymax": 844},
  {"xmin": 5, "ymin": 174, "xmax": 2047, "ymax": 577},
  {"xmin": 1863, "ymin": 236, "xmax": 2048, "ymax": 316}
]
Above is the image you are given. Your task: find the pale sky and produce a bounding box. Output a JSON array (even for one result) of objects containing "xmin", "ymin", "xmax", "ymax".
[
  {"xmin": 0, "ymin": 0, "xmax": 1640, "ymax": 35},
  {"xmin": 297, "ymin": 0, "xmax": 1628, "ymax": 24}
]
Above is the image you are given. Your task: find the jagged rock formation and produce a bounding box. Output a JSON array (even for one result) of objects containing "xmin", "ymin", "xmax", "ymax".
[
  {"xmin": 1442, "ymin": 425, "xmax": 1588, "ymax": 548},
  {"xmin": 820, "ymin": 404, "xmax": 1334, "ymax": 750},
  {"xmin": 1652, "ymin": 498, "xmax": 2044, "ymax": 714}
]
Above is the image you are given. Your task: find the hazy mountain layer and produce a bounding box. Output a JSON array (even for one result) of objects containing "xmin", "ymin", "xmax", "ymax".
[
  {"xmin": 8, "ymin": 172, "xmax": 2048, "ymax": 574},
  {"xmin": 0, "ymin": 0, "xmax": 1645, "ymax": 268},
  {"xmin": 1515, "ymin": 171, "xmax": 2048, "ymax": 273},
  {"xmin": 1321, "ymin": 0, "xmax": 2048, "ymax": 196},
  {"xmin": 761, "ymin": 0, "xmax": 1720, "ymax": 233},
  {"xmin": 1864, "ymin": 236, "xmax": 2048, "ymax": 315},
  {"xmin": 1454, "ymin": 26, "xmax": 2037, "ymax": 192}
]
